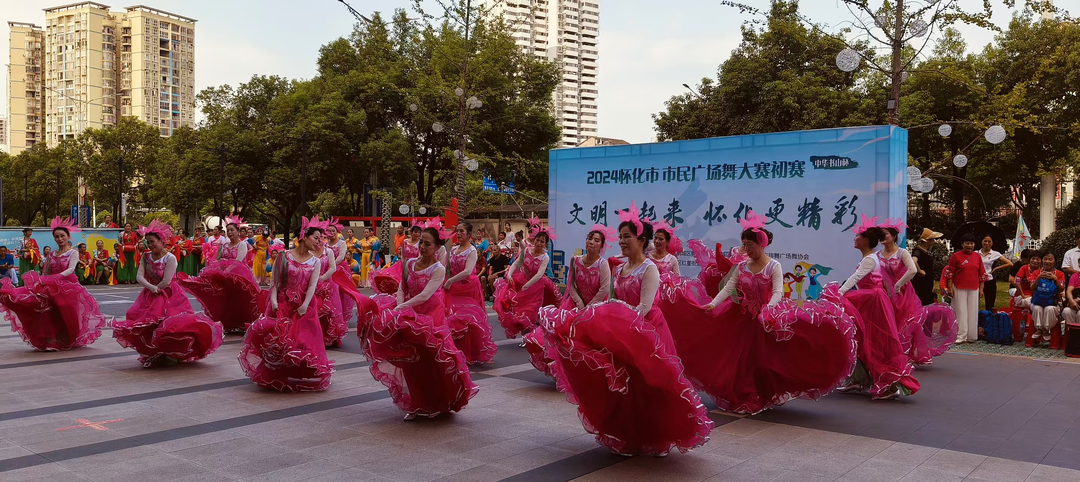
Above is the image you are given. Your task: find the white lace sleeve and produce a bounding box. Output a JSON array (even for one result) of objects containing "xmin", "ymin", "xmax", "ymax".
[
  {"xmin": 234, "ymin": 241, "xmax": 248, "ymax": 262},
  {"xmin": 895, "ymin": 250, "xmax": 917, "ymax": 291},
  {"xmin": 58, "ymin": 251, "xmax": 79, "ymax": 277},
  {"xmin": 523, "ymin": 255, "xmax": 548, "ymax": 289},
  {"xmin": 669, "ymin": 255, "xmax": 681, "ymax": 277},
  {"xmin": 300, "ymin": 258, "xmax": 320, "ymax": 312},
  {"xmin": 319, "ymin": 252, "xmax": 336, "ymax": 282},
  {"xmin": 840, "ymin": 256, "xmax": 877, "ymax": 294},
  {"xmin": 566, "ymin": 259, "xmax": 584, "ymax": 308},
  {"xmin": 506, "ymin": 253, "xmax": 523, "ymax": 279},
  {"xmin": 136, "ymin": 257, "xmax": 154, "ymax": 291},
  {"xmin": 769, "ymin": 261, "xmax": 783, "ymax": 307},
  {"xmin": 158, "ymin": 254, "xmax": 177, "ymax": 289},
  {"xmin": 444, "ymin": 248, "xmax": 477, "ymax": 286},
  {"xmin": 335, "ymin": 242, "xmax": 348, "ymax": 265},
  {"xmin": 400, "ymin": 266, "xmax": 446, "ymax": 309},
  {"xmin": 710, "ymin": 266, "xmax": 740, "ymax": 306},
  {"xmin": 590, "ymin": 260, "xmax": 612, "ymax": 305},
  {"xmin": 636, "ymin": 263, "xmax": 660, "ymax": 315}
]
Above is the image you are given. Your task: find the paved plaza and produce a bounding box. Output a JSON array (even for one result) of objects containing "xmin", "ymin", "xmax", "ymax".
[{"xmin": 2, "ymin": 285, "xmax": 1080, "ymax": 481}]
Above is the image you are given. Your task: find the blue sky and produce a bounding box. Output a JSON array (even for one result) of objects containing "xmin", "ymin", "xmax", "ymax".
[{"xmin": 1, "ymin": 0, "xmax": 1057, "ymax": 144}]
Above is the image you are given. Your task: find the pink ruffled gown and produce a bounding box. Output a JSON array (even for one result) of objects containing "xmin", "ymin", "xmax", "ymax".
[
  {"xmin": 328, "ymin": 239, "xmax": 357, "ymax": 323},
  {"xmin": 360, "ymin": 260, "xmax": 479, "ymax": 418},
  {"xmin": 527, "ymin": 255, "xmax": 606, "ymax": 377},
  {"xmin": 542, "ymin": 260, "xmax": 713, "ymax": 455},
  {"xmin": 315, "ymin": 250, "xmax": 347, "ymax": 347},
  {"xmin": 0, "ymin": 249, "xmax": 106, "ymax": 351},
  {"xmin": 838, "ymin": 256, "xmax": 920, "ymax": 397},
  {"xmin": 877, "ymin": 251, "xmax": 957, "ymax": 364},
  {"xmin": 493, "ymin": 249, "xmax": 558, "ymax": 339},
  {"xmin": 371, "ymin": 241, "xmax": 419, "ymax": 295},
  {"xmin": 658, "ymin": 260, "xmax": 858, "ymax": 414},
  {"xmin": 444, "ymin": 245, "xmax": 496, "ymax": 364},
  {"xmin": 240, "ymin": 252, "xmax": 334, "ymax": 391},
  {"xmin": 113, "ymin": 253, "xmax": 224, "ymax": 366},
  {"xmin": 177, "ymin": 242, "xmax": 262, "ymax": 333}
]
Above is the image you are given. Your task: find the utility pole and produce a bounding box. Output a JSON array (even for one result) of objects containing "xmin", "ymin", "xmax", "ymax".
[
  {"xmin": 218, "ymin": 143, "xmax": 226, "ymax": 223},
  {"xmin": 299, "ymin": 133, "xmax": 309, "ymax": 217},
  {"xmin": 454, "ymin": 0, "xmax": 473, "ymax": 215},
  {"xmin": 887, "ymin": 0, "xmax": 904, "ymax": 125}
]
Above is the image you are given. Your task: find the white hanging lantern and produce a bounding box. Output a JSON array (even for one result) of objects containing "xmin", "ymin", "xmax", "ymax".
[
  {"xmin": 907, "ymin": 166, "xmax": 922, "ymax": 184},
  {"xmin": 938, "ymin": 124, "xmax": 952, "ymax": 137},
  {"xmin": 919, "ymin": 178, "xmax": 935, "ymax": 193},
  {"xmin": 399, "ymin": 204, "xmax": 410, "ymax": 215},
  {"xmin": 432, "ymin": 122, "xmax": 444, "ymax": 133},
  {"xmin": 465, "ymin": 158, "xmax": 479, "ymax": 171},
  {"xmin": 909, "ymin": 19, "xmax": 928, "ymax": 38},
  {"xmin": 985, "ymin": 125, "xmax": 1006, "ymax": 144},
  {"xmin": 455, "ymin": 88, "xmax": 465, "ymax": 97},
  {"xmin": 953, "ymin": 154, "xmax": 968, "ymax": 168},
  {"xmin": 418, "ymin": 207, "xmax": 428, "ymax": 215},
  {"xmin": 409, "ymin": 103, "xmax": 418, "ymax": 112},
  {"xmin": 836, "ymin": 48, "xmax": 860, "ymax": 72}
]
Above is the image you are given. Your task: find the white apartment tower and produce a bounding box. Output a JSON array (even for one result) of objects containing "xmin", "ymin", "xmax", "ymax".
[
  {"xmin": 6, "ymin": 3, "xmax": 195, "ymax": 153},
  {"xmin": 486, "ymin": 1, "xmax": 600, "ymax": 148}
]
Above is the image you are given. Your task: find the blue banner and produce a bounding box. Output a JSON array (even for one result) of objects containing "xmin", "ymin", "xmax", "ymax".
[
  {"xmin": 549, "ymin": 126, "xmax": 908, "ymax": 297},
  {"xmin": 0, "ymin": 228, "xmax": 124, "ymax": 269}
]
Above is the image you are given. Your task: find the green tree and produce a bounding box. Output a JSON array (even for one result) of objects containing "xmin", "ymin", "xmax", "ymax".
[
  {"xmin": 0, "ymin": 143, "xmax": 79, "ymax": 225},
  {"xmin": 74, "ymin": 117, "xmax": 164, "ymax": 221},
  {"xmin": 653, "ymin": 1, "xmax": 871, "ymax": 141}
]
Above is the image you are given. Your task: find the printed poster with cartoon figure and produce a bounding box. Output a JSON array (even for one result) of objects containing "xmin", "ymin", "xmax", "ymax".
[{"xmin": 548, "ymin": 126, "xmax": 909, "ymax": 289}]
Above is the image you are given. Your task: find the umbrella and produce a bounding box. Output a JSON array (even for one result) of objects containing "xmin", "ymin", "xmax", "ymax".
[{"xmin": 950, "ymin": 221, "xmax": 1007, "ymax": 253}]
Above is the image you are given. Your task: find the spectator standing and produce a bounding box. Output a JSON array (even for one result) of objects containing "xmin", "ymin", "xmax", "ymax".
[
  {"xmin": 978, "ymin": 235, "xmax": 1012, "ymax": 310},
  {"xmin": 911, "ymin": 228, "xmax": 941, "ymax": 305},
  {"xmin": 943, "ymin": 234, "xmax": 989, "ymax": 344}
]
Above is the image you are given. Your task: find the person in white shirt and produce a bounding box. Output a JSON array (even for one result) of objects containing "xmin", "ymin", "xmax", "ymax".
[{"xmin": 1062, "ymin": 232, "xmax": 1080, "ymax": 277}]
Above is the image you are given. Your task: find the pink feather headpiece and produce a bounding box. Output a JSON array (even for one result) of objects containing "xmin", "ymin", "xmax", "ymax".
[
  {"xmin": 650, "ymin": 219, "xmax": 683, "ymax": 255},
  {"xmin": 881, "ymin": 217, "xmax": 907, "ymax": 232},
  {"xmin": 616, "ymin": 201, "xmax": 645, "ymax": 238},
  {"xmin": 529, "ymin": 221, "xmax": 558, "ymax": 242},
  {"xmin": 738, "ymin": 210, "xmax": 770, "ymax": 248},
  {"xmin": 421, "ymin": 216, "xmax": 454, "ymax": 241},
  {"xmin": 588, "ymin": 224, "xmax": 617, "ymax": 255},
  {"xmin": 300, "ymin": 215, "xmax": 331, "ymax": 239},
  {"xmin": 853, "ymin": 214, "xmax": 881, "ymax": 235},
  {"xmin": 137, "ymin": 219, "xmax": 173, "ymax": 241},
  {"xmin": 328, "ymin": 217, "xmax": 344, "ymax": 233},
  {"xmin": 224, "ymin": 214, "xmax": 245, "ymax": 228},
  {"xmin": 49, "ymin": 216, "xmax": 81, "ymax": 234}
]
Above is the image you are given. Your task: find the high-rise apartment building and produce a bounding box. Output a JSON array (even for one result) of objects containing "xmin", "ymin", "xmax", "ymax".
[
  {"xmin": 6, "ymin": 3, "xmax": 195, "ymax": 154},
  {"xmin": 0, "ymin": 116, "xmax": 8, "ymax": 151},
  {"xmin": 6, "ymin": 22, "xmax": 46, "ymax": 154},
  {"xmin": 486, "ymin": 1, "xmax": 600, "ymax": 148}
]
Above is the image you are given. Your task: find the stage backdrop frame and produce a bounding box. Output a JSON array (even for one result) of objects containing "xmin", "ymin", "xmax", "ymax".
[{"xmin": 549, "ymin": 125, "xmax": 908, "ymax": 298}]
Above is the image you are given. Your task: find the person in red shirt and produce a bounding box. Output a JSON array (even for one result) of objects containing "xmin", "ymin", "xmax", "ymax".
[
  {"xmin": 1029, "ymin": 251, "xmax": 1065, "ymax": 344},
  {"xmin": 943, "ymin": 234, "xmax": 990, "ymax": 344},
  {"xmin": 1012, "ymin": 250, "xmax": 1043, "ymax": 309}
]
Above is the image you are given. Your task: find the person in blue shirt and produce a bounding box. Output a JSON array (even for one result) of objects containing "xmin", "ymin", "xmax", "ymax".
[{"xmin": 0, "ymin": 246, "xmax": 17, "ymax": 286}]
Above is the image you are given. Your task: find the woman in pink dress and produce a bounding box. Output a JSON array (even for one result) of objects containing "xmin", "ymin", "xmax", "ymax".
[
  {"xmin": 442, "ymin": 222, "xmax": 497, "ymax": 365},
  {"xmin": 176, "ymin": 215, "xmax": 261, "ymax": 333},
  {"xmin": 325, "ymin": 221, "xmax": 357, "ymax": 323},
  {"xmin": 0, "ymin": 217, "xmax": 106, "ymax": 351},
  {"xmin": 876, "ymin": 220, "xmax": 957, "ymax": 364},
  {"xmin": 239, "ymin": 219, "xmax": 333, "ymax": 391},
  {"xmin": 835, "ymin": 217, "xmax": 920, "ymax": 400},
  {"xmin": 659, "ymin": 212, "xmax": 857, "ymax": 414},
  {"xmin": 493, "ymin": 224, "xmax": 559, "ymax": 339},
  {"xmin": 527, "ymin": 225, "xmax": 614, "ymax": 377},
  {"xmin": 307, "ymin": 217, "xmax": 346, "ymax": 348},
  {"xmin": 113, "ymin": 220, "xmax": 224, "ymax": 367},
  {"xmin": 541, "ymin": 202, "xmax": 712, "ymax": 456},
  {"xmin": 649, "ymin": 220, "xmax": 682, "ymax": 280},
  {"xmin": 359, "ymin": 227, "xmax": 479, "ymax": 420},
  {"xmin": 370, "ymin": 225, "xmax": 421, "ymax": 295}
]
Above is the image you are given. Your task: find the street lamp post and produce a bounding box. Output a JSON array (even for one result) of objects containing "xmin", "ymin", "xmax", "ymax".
[
  {"xmin": 299, "ymin": 133, "xmax": 309, "ymax": 217},
  {"xmin": 217, "ymin": 143, "xmax": 226, "ymax": 223},
  {"xmin": 117, "ymin": 157, "xmax": 124, "ymax": 223},
  {"xmin": 23, "ymin": 173, "xmax": 29, "ymax": 225}
]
